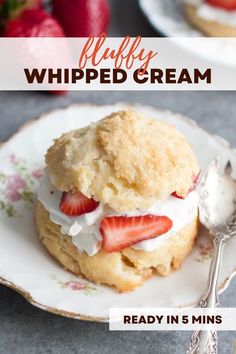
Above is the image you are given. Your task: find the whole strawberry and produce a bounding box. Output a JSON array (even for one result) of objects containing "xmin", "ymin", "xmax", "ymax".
[
  {"xmin": 53, "ymin": 0, "xmax": 110, "ymax": 37},
  {"xmin": 3, "ymin": 8, "xmax": 65, "ymax": 37},
  {"xmin": 3, "ymin": 8, "xmax": 68, "ymax": 95}
]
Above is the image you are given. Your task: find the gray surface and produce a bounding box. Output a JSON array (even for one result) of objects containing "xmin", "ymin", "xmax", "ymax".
[{"xmin": 1, "ymin": 1, "xmax": 236, "ymax": 354}]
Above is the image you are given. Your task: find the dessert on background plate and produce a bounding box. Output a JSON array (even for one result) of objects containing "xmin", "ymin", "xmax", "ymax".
[
  {"xmin": 35, "ymin": 109, "xmax": 200, "ymax": 292},
  {"xmin": 183, "ymin": 0, "xmax": 236, "ymax": 36}
]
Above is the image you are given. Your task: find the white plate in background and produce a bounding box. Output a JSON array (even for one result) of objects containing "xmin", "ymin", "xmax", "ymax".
[{"xmin": 139, "ymin": 0, "xmax": 236, "ymax": 68}]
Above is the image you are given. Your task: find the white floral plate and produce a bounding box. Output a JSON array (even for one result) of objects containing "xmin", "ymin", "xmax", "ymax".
[{"xmin": 1, "ymin": 103, "xmax": 236, "ymax": 322}]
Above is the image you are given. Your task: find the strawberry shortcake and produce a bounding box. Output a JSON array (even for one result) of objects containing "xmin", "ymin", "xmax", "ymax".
[
  {"xmin": 183, "ymin": 0, "xmax": 236, "ymax": 36},
  {"xmin": 35, "ymin": 110, "xmax": 200, "ymax": 292}
]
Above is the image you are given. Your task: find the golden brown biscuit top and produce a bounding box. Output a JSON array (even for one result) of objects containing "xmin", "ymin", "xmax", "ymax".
[{"xmin": 46, "ymin": 110, "xmax": 199, "ymax": 212}]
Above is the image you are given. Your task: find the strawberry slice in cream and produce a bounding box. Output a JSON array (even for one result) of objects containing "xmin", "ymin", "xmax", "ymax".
[{"xmin": 37, "ymin": 170, "xmax": 199, "ymax": 256}]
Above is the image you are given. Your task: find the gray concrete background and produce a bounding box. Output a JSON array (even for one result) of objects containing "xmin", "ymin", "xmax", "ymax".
[{"xmin": 1, "ymin": 1, "xmax": 236, "ymax": 353}]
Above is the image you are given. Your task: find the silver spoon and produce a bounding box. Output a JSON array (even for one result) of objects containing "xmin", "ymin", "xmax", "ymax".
[{"xmin": 186, "ymin": 157, "xmax": 236, "ymax": 354}]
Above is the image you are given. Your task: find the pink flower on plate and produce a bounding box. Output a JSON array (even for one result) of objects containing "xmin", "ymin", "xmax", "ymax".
[
  {"xmin": 5, "ymin": 188, "xmax": 21, "ymax": 202},
  {"xmin": 7, "ymin": 175, "xmax": 26, "ymax": 190},
  {"xmin": 10, "ymin": 154, "xmax": 20, "ymax": 165},
  {"xmin": 5, "ymin": 175, "xmax": 26, "ymax": 203},
  {"xmin": 32, "ymin": 169, "xmax": 43, "ymax": 180},
  {"xmin": 66, "ymin": 281, "xmax": 85, "ymax": 291}
]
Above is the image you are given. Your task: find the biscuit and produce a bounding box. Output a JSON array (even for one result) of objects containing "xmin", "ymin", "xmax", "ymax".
[
  {"xmin": 184, "ymin": 3, "xmax": 236, "ymax": 37},
  {"xmin": 46, "ymin": 110, "xmax": 199, "ymax": 212},
  {"xmin": 36, "ymin": 201, "xmax": 199, "ymax": 292}
]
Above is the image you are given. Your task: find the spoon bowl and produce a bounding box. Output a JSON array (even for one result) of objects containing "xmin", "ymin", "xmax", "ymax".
[
  {"xmin": 186, "ymin": 158, "xmax": 236, "ymax": 354},
  {"xmin": 198, "ymin": 157, "xmax": 236, "ymax": 238}
]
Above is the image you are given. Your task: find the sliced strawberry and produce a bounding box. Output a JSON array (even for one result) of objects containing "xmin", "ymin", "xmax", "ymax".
[
  {"xmin": 206, "ymin": 0, "xmax": 236, "ymax": 11},
  {"xmin": 172, "ymin": 192, "xmax": 184, "ymax": 199},
  {"xmin": 59, "ymin": 191, "xmax": 99, "ymax": 216},
  {"xmin": 172, "ymin": 172, "xmax": 200, "ymax": 199},
  {"xmin": 100, "ymin": 215, "xmax": 173, "ymax": 252}
]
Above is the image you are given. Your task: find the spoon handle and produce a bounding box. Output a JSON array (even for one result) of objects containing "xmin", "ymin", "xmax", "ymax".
[{"xmin": 186, "ymin": 234, "xmax": 225, "ymax": 354}]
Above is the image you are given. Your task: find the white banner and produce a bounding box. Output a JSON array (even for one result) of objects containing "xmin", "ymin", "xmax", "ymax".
[
  {"xmin": 1, "ymin": 36, "xmax": 236, "ymax": 90},
  {"xmin": 109, "ymin": 308, "xmax": 236, "ymax": 331}
]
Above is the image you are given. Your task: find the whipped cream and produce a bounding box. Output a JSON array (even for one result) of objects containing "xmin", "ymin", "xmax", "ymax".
[
  {"xmin": 183, "ymin": 0, "xmax": 236, "ymax": 26},
  {"xmin": 37, "ymin": 170, "xmax": 199, "ymax": 256}
]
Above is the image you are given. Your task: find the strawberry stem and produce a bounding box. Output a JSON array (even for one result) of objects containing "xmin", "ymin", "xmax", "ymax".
[
  {"xmin": 1, "ymin": 0, "xmax": 27, "ymax": 19},
  {"xmin": 0, "ymin": 0, "xmax": 27, "ymax": 31}
]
